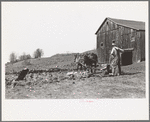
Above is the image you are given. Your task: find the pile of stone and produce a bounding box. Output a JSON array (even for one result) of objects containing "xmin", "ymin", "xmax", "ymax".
[
  {"xmin": 5, "ymin": 68, "xmax": 102, "ymax": 88},
  {"xmin": 66, "ymin": 71, "xmax": 91, "ymax": 79},
  {"xmin": 5, "ymin": 68, "xmax": 66, "ymax": 88},
  {"xmin": 65, "ymin": 71, "xmax": 103, "ymax": 80},
  {"xmin": 5, "ymin": 68, "xmax": 62, "ymax": 75}
]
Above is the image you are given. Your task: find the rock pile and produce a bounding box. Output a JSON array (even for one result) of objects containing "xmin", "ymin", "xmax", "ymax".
[
  {"xmin": 66, "ymin": 71, "xmax": 92, "ymax": 79},
  {"xmin": 5, "ymin": 68, "xmax": 102, "ymax": 88},
  {"xmin": 5, "ymin": 68, "xmax": 63, "ymax": 75}
]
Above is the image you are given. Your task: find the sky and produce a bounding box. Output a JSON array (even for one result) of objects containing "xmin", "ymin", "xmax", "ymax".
[{"xmin": 2, "ymin": 1, "xmax": 148, "ymax": 63}]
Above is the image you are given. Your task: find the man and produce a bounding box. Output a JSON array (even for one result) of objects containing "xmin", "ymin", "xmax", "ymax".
[{"xmin": 109, "ymin": 42, "xmax": 124, "ymax": 76}]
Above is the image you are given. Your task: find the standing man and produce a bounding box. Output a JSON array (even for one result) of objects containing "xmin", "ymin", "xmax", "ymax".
[{"xmin": 109, "ymin": 42, "xmax": 124, "ymax": 76}]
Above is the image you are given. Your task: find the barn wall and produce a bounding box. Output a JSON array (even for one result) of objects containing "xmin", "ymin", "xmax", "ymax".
[
  {"xmin": 139, "ymin": 31, "xmax": 145, "ymax": 61},
  {"xmin": 97, "ymin": 19, "xmax": 119, "ymax": 63},
  {"xmin": 96, "ymin": 19, "xmax": 145, "ymax": 64},
  {"xmin": 132, "ymin": 31, "xmax": 138, "ymax": 62}
]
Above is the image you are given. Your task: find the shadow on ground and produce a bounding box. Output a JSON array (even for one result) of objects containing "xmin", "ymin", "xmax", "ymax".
[{"xmin": 121, "ymin": 72, "xmax": 141, "ymax": 76}]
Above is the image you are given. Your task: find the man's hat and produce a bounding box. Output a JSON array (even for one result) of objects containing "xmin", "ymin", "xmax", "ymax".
[{"xmin": 112, "ymin": 42, "xmax": 116, "ymax": 46}]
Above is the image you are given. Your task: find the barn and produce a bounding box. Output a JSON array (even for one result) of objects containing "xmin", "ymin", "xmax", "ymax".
[{"xmin": 95, "ymin": 17, "xmax": 145, "ymax": 65}]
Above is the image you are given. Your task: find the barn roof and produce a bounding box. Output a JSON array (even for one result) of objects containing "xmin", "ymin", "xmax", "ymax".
[{"xmin": 95, "ymin": 17, "xmax": 145, "ymax": 34}]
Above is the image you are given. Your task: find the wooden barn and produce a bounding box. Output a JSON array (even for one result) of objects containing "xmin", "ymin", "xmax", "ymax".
[{"xmin": 95, "ymin": 17, "xmax": 145, "ymax": 65}]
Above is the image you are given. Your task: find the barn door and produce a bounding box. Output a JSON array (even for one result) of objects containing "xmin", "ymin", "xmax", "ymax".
[
  {"xmin": 121, "ymin": 48, "xmax": 134, "ymax": 65},
  {"xmin": 121, "ymin": 51, "xmax": 133, "ymax": 65}
]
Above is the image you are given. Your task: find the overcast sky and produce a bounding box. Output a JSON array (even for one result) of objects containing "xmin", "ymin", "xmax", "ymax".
[{"xmin": 2, "ymin": 1, "xmax": 148, "ymax": 63}]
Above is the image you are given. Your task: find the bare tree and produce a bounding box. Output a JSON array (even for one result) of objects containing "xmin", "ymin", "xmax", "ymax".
[
  {"xmin": 9, "ymin": 52, "xmax": 17, "ymax": 63},
  {"xmin": 33, "ymin": 48, "xmax": 44, "ymax": 58}
]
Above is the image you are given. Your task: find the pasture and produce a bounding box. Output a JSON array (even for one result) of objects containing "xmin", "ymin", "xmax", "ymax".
[{"xmin": 5, "ymin": 53, "xmax": 145, "ymax": 99}]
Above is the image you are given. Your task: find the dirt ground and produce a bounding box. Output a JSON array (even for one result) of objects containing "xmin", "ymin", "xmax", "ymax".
[{"xmin": 5, "ymin": 61, "xmax": 145, "ymax": 99}]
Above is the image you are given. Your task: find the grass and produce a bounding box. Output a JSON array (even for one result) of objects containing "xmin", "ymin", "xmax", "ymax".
[{"xmin": 5, "ymin": 51, "xmax": 145, "ymax": 99}]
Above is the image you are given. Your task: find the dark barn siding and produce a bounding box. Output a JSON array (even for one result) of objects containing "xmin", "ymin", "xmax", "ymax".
[
  {"xmin": 140, "ymin": 31, "xmax": 145, "ymax": 61},
  {"xmin": 96, "ymin": 18, "xmax": 145, "ymax": 64}
]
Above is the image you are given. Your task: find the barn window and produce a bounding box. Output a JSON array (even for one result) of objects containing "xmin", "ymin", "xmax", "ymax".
[
  {"xmin": 112, "ymin": 40, "xmax": 115, "ymax": 43},
  {"xmin": 100, "ymin": 42, "xmax": 104, "ymax": 49}
]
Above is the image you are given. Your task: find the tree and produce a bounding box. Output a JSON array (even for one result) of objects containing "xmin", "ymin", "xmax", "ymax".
[
  {"xmin": 9, "ymin": 52, "xmax": 17, "ymax": 63},
  {"xmin": 19, "ymin": 53, "xmax": 31, "ymax": 61},
  {"xmin": 26, "ymin": 54, "xmax": 31, "ymax": 59},
  {"xmin": 33, "ymin": 48, "xmax": 44, "ymax": 58}
]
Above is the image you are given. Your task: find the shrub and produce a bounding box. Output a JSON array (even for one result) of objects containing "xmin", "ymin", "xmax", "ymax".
[
  {"xmin": 19, "ymin": 53, "xmax": 31, "ymax": 61},
  {"xmin": 33, "ymin": 48, "xmax": 44, "ymax": 58},
  {"xmin": 9, "ymin": 52, "xmax": 17, "ymax": 63}
]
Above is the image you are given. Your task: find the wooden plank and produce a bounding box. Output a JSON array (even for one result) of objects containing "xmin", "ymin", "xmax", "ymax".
[
  {"xmin": 103, "ymin": 23, "xmax": 107, "ymax": 32},
  {"xmin": 118, "ymin": 26, "xmax": 122, "ymax": 48},
  {"xmin": 132, "ymin": 33, "xmax": 136, "ymax": 63},
  {"xmin": 107, "ymin": 20, "xmax": 112, "ymax": 30},
  {"xmin": 134, "ymin": 31, "xmax": 138, "ymax": 62},
  {"xmin": 115, "ymin": 23, "xmax": 118, "ymax": 29},
  {"xmin": 97, "ymin": 34, "xmax": 100, "ymax": 49},
  {"xmin": 124, "ymin": 28, "xmax": 127, "ymax": 34},
  {"xmin": 105, "ymin": 31, "xmax": 110, "ymax": 63},
  {"xmin": 124, "ymin": 35, "xmax": 127, "ymax": 48},
  {"xmin": 113, "ymin": 30, "xmax": 116, "ymax": 41},
  {"xmin": 127, "ymin": 33, "xmax": 130, "ymax": 48},
  {"xmin": 140, "ymin": 31, "xmax": 145, "ymax": 61},
  {"xmin": 113, "ymin": 22, "xmax": 116, "ymax": 30},
  {"xmin": 128, "ymin": 28, "xmax": 131, "ymax": 34},
  {"xmin": 137, "ymin": 32, "xmax": 141, "ymax": 62},
  {"xmin": 120, "ymin": 26, "xmax": 123, "ymax": 35},
  {"xmin": 97, "ymin": 34, "xmax": 101, "ymax": 63},
  {"xmin": 116, "ymin": 29, "xmax": 119, "ymax": 41},
  {"xmin": 97, "ymin": 33, "xmax": 106, "ymax": 63},
  {"xmin": 105, "ymin": 32, "xmax": 108, "ymax": 63},
  {"xmin": 122, "ymin": 35, "xmax": 125, "ymax": 48},
  {"xmin": 102, "ymin": 32, "xmax": 106, "ymax": 63}
]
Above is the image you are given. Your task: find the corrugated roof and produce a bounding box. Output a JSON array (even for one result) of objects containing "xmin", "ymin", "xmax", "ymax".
[{"xmin": 95, "ymin": 17, "xmax": 145, "ymax": 34}]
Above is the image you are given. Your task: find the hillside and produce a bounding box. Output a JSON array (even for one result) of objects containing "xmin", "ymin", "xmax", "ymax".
[
  {"xmin": 82, "ymin": 49, "xmax": 97, "ymax": 54},
  {"xmin": 5, "ymin": 60, "xmax": 146, "ymax": 99},
  {"xmin": 5, "ymin": 48, "xmax": 146, "ymax": 99},
  {"xmin": 5, "ymin": 49, "xmax": 96, "ymax": 74}
]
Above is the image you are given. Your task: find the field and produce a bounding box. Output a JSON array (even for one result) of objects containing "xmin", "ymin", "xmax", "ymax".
[{"xmin": 5, "ymin": 52, "xmax": 146, "ymax": 99}]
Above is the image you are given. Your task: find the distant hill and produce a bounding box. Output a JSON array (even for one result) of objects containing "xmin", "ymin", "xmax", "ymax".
[
  {"xmin": 82, "ymin": 49, "xmax": 97, "ymax": 54},
  {"xmin": 5, "ymin": 49, "xmax": 98, "ymax": 74}
]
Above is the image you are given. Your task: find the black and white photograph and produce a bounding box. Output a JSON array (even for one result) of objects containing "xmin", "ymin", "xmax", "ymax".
[{"xmin": 2, "ymin": 1, "xmax": 149, "ymax": 121}]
